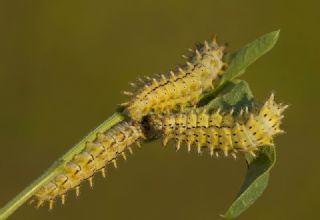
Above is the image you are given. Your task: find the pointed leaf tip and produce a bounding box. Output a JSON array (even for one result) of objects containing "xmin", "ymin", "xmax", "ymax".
[
  {"xmin": 222, "ymin": 146, "xmax": 276, "ymax": 219},
  {"xmin": 217, "ymin": 30, "xmax": 281, "ymax": 89}
]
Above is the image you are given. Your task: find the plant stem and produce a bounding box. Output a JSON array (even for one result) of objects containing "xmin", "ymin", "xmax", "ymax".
[{"xmin": 0, "ymin": 112, "xmax": 125, "ymax": 220}]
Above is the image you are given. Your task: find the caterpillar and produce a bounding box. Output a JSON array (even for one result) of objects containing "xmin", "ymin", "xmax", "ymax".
[
  {"xmin": 32, "ymin": 120, "xmax": 145, "ymax": 210},
  {"xmin": 121, "ymin": 37, "xmax": 226, "ymax": 121},
  {"xmin": 146, "ymin": 94, "xmax": 287, "ymax": 158}
]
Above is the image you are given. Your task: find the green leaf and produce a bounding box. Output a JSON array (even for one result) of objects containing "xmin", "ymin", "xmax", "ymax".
[
  {"xmin": 201, "ymin": 80, "xmax": 277, "ymax": 219},
  {"xmin": 0, "ymin": 30, "xmax": 281, "ymax": 220},
  {"xmin": 217, "ymin": 30, "xmax": 280, "ymax": 88},
  {"xmin": 202, "ymin": 79, "xmax": 254, "ymax": 111},
  {"xmin": 222, "ymin": 146, "xmax": 276, "ymax": 219}
]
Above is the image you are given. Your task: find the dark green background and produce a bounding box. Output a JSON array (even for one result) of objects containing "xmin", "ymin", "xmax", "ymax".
[{"xmin": 0, "ymin": 0, "xmax": 318, "ymax": 219}]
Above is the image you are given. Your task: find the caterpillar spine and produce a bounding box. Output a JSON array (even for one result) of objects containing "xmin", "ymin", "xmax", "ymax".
[
  {"xmin": 147, "ymin": 94, "xmax": 287, "ymax": 157},
  {"xmin": 32, "ymin": 120, "xmax": 145, "ymax": 209},
  {"xmin": 122, "ymin": 37, "xmax": 227, "ymax": 121}
]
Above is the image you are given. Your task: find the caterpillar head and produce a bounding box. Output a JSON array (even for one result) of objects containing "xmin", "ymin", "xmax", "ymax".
[
  {"xmin": 141, "ymin": 114, "xmax": 164, "ymax": 140},
  {"xmin": 145, "ymin": 114, "xmax": 164, "ymax": 131}
]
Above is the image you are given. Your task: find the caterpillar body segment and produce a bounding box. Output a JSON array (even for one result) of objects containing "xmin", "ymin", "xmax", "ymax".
[
  {"xmin": 33, "ymin": 120, "xmax": 145, "ymax": 209},
  {"xmin": 147, "ymin": 94, "xmax": 287, "ymax": 157},
  {"xmin": 122, "ymin": 37, "xmax": 227, "ymax": 121}
]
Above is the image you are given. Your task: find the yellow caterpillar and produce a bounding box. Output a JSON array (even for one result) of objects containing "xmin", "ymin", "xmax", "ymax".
[
  {"xmin": 147, "ymin": 94, "xmax": 287, "ymax": 158},
  {"xmin": 32, "ymin": 121, "xmax": 145, "ymax": 209},
  {"xmin": 122, "ymin": 37, "xmax": 226, "ymax": 121}
]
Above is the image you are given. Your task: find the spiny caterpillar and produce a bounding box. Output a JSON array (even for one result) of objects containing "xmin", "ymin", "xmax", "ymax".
[
  {"xmin": 147, "ymin": 94, "xmax": 287, "ymax": 158},
  {"xmin": 32, "ymin": 120, "xmax": 145, "ymax": 209},
  {"xmin": 121, "ymin": 37, "xmax": 226, "ymax": 121}
]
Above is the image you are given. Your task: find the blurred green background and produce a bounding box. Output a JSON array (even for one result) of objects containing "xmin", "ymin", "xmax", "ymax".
[{"xmin": 0, "ymin": 0, "xmax": 318, "ymax": 219}]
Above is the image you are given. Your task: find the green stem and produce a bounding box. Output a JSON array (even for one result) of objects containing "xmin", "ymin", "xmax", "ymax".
[{"xmin": 0, "ymin": 112, "xmax": 125, "ymax": 220}]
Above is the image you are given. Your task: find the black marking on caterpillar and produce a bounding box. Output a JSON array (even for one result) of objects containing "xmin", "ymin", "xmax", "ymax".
[
  {"xmin": 121, "ymin": 37, "xmax": 227, "ymax": 121},
  {"xmin": 146, "ymin": 94, "xmax": 287, "ymax": 158},
  {"xmin": 32, "ymin": 120, "xmax": 145, "ymax": 210}
]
